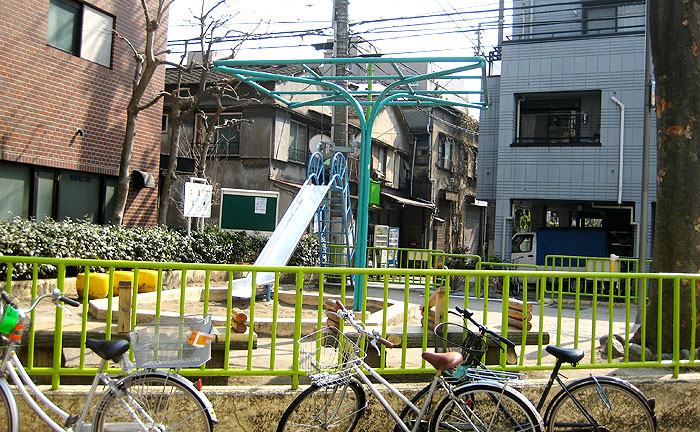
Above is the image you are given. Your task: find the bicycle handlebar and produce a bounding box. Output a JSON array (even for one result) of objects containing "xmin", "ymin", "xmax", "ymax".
[
  {"xmin": 452, "ymin": 306, "xmax": 516, "ymax": 349},
  {"xmin": 332, "ymin": 301, "xmax": 395, "ymax": 349},
  {"xmin": 1, "ymin": 288, "xmax": 80, "ymax": 315}
]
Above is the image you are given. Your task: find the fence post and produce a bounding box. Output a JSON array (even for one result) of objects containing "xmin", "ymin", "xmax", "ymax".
[{"xmin": 118, "ymin": 281, "xmax": 132, "ymax": 333}]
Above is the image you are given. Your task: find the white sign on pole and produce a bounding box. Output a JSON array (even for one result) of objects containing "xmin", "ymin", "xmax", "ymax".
[{"xmin": 184, "ymin": 181, "xmax": 213, "ymax": 218}]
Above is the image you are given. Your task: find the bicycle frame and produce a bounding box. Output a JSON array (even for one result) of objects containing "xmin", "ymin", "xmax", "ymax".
[{"xmin": 534, "ymin": 356, "xmax": 603, "ymax": 429}]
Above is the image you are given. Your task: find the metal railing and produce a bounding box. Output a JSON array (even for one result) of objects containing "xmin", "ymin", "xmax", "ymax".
[
  {"xmin": 543, "ymin": 255, "xmax": 647, "ymax": 301},
  {"xmin": 0, "ymin": 255, "xmax": 697, "ymax": 390}
]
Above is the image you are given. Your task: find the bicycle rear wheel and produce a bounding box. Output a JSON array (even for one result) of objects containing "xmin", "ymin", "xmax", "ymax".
[
  {"xmin": 395, "ymin": 382, "xmax": 447, "ymax": 432},
  {"xmin": 277, "ymin": 380, "xmax": 365, "ymax": 432},
  {"xmin": 546, "ymin": 377, "xmax": 656, "ymax": 432},
  {"xmin": 430, "ymin": 381, "xmax": 542, "ymax": 432},
  {"xmin": 93, "ymin": 373, "xmax": 213, "ymax": 432}
]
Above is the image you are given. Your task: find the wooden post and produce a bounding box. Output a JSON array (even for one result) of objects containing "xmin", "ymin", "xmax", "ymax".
[
  {"xmin": 117, "ymin": 281, "xmax": 132, "ymax": 333},
  {"xmin": 434, "ymin": 288, "xmax": 446, "ymax": 326}
]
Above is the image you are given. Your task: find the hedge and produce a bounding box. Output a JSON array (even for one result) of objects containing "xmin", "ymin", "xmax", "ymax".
[{"xmin": 0, "ymin": 218, "xmax": 319, "ymax": 280}]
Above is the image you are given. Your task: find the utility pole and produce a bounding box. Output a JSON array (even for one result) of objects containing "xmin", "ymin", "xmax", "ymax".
[
  {"xmin": 475, "ymin": 23, "xmax": 482, "ymax": 57},
  {"xmin": 497, "ymin": 0, "xmax": 505, "ymax": 45},
  {"xmin": 332, "ymin": 0, "xmax": 349, "ymax": 149}
]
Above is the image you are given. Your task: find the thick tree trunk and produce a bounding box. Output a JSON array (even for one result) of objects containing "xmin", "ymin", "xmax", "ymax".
[{"xmin": 646, "ymin": 0, "xmax": 700, "ymax": 353}]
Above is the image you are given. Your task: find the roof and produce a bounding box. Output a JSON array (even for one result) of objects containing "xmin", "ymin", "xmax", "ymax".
[
  {"xmin": 381, "ymin": 191, "xmax": 434, "ymax": 209},
  {"xmin": 165, "ymin": 64, "xmax": 308, "ymax": 86}
]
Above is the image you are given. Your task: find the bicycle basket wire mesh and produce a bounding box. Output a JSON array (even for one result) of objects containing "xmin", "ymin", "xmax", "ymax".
[
  {"xmin": 297, "ymin": 327, "xmax": 365, "ymax": 386},
  {"xmin": 434, "ymin": 322, "xmax": 487, "ymax": 367},
  {"xmin": 130, "ymin": 314, "xmax": 213, "ymax": 369}
]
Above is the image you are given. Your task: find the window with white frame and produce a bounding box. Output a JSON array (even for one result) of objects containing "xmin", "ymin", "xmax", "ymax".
[
  {"xmin": 437, "ymin": 134, "xmax": 453, "ymax": 171},
  {"xmin": 48, "ymin": 0, "xmax": 114, "ymax": 67},
  {"xmin": 377, "ymin": 146, "xmax": 387, "ymax": 175},
  {"xmin": 288, "ymin": 119, "xmax": 308, "ymax": 163}
]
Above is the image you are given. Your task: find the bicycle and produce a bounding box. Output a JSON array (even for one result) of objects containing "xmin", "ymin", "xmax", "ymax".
[
  {"xmin": 0, "ymin": 289, "xmax": 218, "ymax": 432},
  {"xmin": 404, "ymin": 306, "xmax": 658, "ymax": 432},
  {"xmin": 487, "ymin": 262, "xmax": 522, "ymax": 298},
  {"xmin": 277, "ymin": 300, "xmax": 543, "ymax": 432}
]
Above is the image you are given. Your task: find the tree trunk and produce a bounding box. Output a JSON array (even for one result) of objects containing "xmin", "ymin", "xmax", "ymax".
[
  {"xmin": 110, "ymin": 58, "xmax": 159, "ymax": 225},
  {"xmin": 157, "ymin": 100, "xmax": 183, "ymax": 225},
  {"xmin": 111, "ymin": 106, "xmax": 139, "ymax": 225},
  {"xmin": 646, "ymin": 0, "xmax": 700, "ymax": 353}
]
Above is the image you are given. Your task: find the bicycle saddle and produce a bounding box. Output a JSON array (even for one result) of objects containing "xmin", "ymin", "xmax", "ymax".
[
  {"xmin": 86, "ymin": 338, "xmax": 130, "ymax": 361},
  {"xmin": 546, "ymin": 345, "xmax": 585, "ymax": 365},
  {"xmin": 422, "ymin": 351, "xmax": 463, "ymax": 371}
]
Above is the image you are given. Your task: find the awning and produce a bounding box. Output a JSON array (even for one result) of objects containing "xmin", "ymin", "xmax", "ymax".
[{"xmin": 381, "ymin": 191, "xmax": 435, "ymax": 209}]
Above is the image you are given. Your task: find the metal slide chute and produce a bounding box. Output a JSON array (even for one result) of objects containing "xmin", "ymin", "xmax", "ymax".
[{"xmin": 230, "ymin": 152, "xmax": 354, "ymax": 298}]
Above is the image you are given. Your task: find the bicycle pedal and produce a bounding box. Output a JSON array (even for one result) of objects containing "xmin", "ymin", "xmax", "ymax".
[{"xmin": 65, "ymin": 414, "xmax": 79, "ymax": 428}]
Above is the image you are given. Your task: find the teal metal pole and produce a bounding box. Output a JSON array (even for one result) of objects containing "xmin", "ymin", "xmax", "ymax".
[{"xmin": 353, "ymin": 126, "xmax": 372, "ymax": 310}]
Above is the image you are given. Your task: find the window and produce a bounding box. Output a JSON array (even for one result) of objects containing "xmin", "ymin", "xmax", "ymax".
[
  {"xmin": 213, "ymin": 114, "xmax": 241, "ymax": 156},
  {"xmin": 513, "ymin": 234, "xmax": 533, "ymax": 254},
  {"xmin": 48, "ymin": 0, "xmax": 114, "ymax": 67},
  {"xmin": 0, "ymin": 162, "xmax": 31, "ymax": 220},
  {"xmin": 0, "ymin": 161, "xmax": 115, "ymax": 223},
  {"xmin": 584, "ymin": 1, "xmax": 645, "ymax": 35},
  {"xmin": 289, "ymin": 119, "xmax": 308, "ymax": 163},
  {"xmin": 437, "ymin": 135, "xmax": 453, "ymax": 170},
  {"xmin": 378, "ymin": 146, "xmax": 387, "ymax": 174},
  {"xmin": 515, "ymin": 91, "xmax": 601, "ymax": 146},
  {"xmin": 161, "ymin": 114, "xmax": 168, "ymax": 133},
  {"xmin": 48, "ymin": 0, "xmax": 80, "ymax": 55}
]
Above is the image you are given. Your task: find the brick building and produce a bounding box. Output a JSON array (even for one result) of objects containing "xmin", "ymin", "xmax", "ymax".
[{"xmin": 0, "ymin": 0, "xmax": 167, "ymax": 226}]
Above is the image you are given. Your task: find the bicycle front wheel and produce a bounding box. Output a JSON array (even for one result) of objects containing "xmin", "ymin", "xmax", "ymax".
[
  {"xmin": 277, "ymin": 380, "xmax": 366, "ymax": 432},
  {"xmin": 93, "ymin": 373, "xmax": 213, "ymax": 432},
  {"xmin": 546, "ymin": 377, "xmax": 656, "ymax": 432},
  {"xmin": 430, "ymin": 381, "xmax": 542, "ymax": 432},
  {"xmin": 0, "ymin": 380, "xmax": 17, "ymax": 432}
]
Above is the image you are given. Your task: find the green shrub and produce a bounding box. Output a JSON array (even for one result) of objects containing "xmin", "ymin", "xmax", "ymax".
[
  {"xmin": 0, "ymin": 218, "xmax": 322, "ymax": 280},
  {"xmin": 444, "ymin": 247, "xmax": 478, "ymax": 269}
]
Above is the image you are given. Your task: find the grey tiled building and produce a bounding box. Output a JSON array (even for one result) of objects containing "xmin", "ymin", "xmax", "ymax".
[{"xmin": 477, "ymin": 0, "xmax": 655, "ymax": 261}]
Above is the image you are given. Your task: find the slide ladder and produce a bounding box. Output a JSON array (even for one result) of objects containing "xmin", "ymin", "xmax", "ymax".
[{"xmin": 315, "ymin": 153, "xmax": 355, "ymax": 282}]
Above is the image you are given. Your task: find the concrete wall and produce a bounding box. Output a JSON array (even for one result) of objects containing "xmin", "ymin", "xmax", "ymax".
[{"xmin": 13, "ymin": 374, "xmax": 700, "ymax": 431}]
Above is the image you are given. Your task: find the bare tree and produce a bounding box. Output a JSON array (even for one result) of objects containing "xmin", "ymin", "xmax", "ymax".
[
  {"xmin": 157, "ymin": 0, "xmax": 253, "ymax": 225},
  {"xmin": 111, "ymin": 0, "xmax": 174, "ymax": 225}
]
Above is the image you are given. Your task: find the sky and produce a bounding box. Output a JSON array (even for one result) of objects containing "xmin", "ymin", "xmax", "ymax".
[
  {"xmin": 166, "ymin": 0, "xmax": 513, "ymax": 119},
  {"xmin": 167, "ymin": 0, "xmax": 512, "ymax": 62}
]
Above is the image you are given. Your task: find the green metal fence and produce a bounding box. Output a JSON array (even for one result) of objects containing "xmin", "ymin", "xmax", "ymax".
[
  {"xmin": 0, "ymin": 255, "xmax": 697, "ymax": 390},
  {"xmin": 543, "ymin": 255, "xmax": 647, "ymax": 301}
]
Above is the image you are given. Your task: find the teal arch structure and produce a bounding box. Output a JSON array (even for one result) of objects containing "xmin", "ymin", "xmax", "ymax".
[{"xmin": 214, "ymin": 57, "xmax": 489, "ymax": 310}]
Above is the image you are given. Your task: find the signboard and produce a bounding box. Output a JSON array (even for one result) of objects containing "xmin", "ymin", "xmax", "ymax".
[
  {"xmin": 183, "ymin": 181, "xmax": 213, "ymax": 218},
  {"xmin": 219, "ymin": 188, "xmax": 279, "ymax": 233}
]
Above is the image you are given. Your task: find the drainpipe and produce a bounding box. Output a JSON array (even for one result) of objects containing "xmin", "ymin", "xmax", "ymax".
[
  {"xmin": 611, "ymin": 96, "xmax": 625, "ymax": 204},
  {"xmin": 410, "ymin": 137, "xmax": 417, "ymax": 197}
]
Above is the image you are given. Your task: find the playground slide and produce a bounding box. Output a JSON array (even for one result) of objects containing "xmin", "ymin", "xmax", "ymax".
[{"xmin": 230, "ymin": 180, "xmax": 332, "ymax": 298}]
